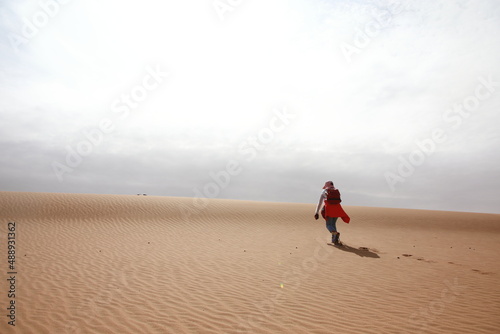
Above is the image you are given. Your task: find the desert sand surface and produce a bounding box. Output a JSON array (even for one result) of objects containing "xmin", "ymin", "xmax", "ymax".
[{"xmin": 0, "ymin": 191, "xmax": 499, "ymax": 334}]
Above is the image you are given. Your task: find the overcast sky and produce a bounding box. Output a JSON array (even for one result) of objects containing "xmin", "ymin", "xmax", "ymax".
[{"xmin": 1, "ymin": 0, "xmax": 499, "ymax": 214}]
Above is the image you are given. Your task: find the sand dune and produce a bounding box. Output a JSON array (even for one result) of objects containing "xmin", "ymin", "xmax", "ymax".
[{"xmin": 0, "ymin": 191, "xmax": 499, "ymax": 334}]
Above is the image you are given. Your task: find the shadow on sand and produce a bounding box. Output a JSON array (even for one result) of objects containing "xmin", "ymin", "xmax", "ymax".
[{"xmin": 329, "ymin": 243, "xmax": 380, "ymax": 258}]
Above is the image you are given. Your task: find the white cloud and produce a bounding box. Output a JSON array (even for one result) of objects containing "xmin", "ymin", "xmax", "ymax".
[{"xmin": 0, "ymin": 0, "xmax": 499, "ymax": 213}]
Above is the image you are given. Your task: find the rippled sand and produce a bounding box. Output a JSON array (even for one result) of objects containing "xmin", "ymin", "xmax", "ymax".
[{"xmin": 0, "ymin": 191, "xmax": 499, "ymax": 333}]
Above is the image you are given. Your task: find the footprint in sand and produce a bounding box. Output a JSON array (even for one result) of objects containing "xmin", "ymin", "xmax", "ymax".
[
  {"xmin": 472, "ymin": 269, "xmax": 495, "ymax": 275},
  {"xmin": 398, "ymin": 254, "xmax": 436, "ymax": 263},
  {"xmin": 416, "ymin": 257, "xmax": 437, "ymax": 263}
]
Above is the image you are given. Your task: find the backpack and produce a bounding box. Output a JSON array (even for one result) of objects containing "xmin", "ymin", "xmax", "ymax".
[
  {"xmin": 325, "ymin": 188, "xmax": 342, "ymax": 205},
  {"xmin": 321, "ymin": 188, "xmax": 342, "ymax": 219}
]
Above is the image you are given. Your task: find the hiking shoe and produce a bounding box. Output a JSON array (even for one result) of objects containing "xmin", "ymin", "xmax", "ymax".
[{"xmin": 333, "ymin": 232, "xmax": 341, "ymax": 245}]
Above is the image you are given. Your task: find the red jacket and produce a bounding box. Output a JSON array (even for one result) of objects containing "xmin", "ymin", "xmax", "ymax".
[
  {"xmin": 321, "ymin": 204, "xmax": 350, "ymax": 223},
  {"xmin": 320, "ymin": 188, "xmax": 350, "ymax": 223}
]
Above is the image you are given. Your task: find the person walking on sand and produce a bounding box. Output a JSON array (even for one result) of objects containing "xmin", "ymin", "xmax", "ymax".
[{"xmin": 314, "ymin": 181, "xmax": 350, "ymax": 245}]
